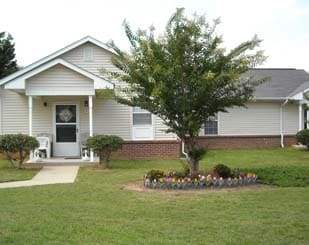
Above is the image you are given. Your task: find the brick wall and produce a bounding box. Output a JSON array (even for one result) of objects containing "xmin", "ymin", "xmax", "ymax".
[
  {"xmin": 196, "ymin": 135, "xmax": 297, "ymax": 149},
  {"xmin": 112, "ymin": 135, "xmax": 297, "ymax": 160},
  {"xmin": 0, "ymin": 135, "xmax": 296, "ymax": 160},
  {"xmin": 112, "ymin": 140, "xmax": 181, "ymax": 160}
]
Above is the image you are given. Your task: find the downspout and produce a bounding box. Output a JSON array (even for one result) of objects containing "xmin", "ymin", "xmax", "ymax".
[
  {"xmin": 181, "ymin": 140, "xmax": 189, "ymax": 159},
  {"xmin": 280, "ymin": 99, "xmax": 289, "ymax": 148}
]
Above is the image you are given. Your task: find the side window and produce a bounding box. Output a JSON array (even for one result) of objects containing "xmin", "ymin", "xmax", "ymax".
[
  {"xmin": 204, "ymin": 115, "xmax": 218, "ymax": 135},
  {"xmin": 133, "ymin": 107, "xmax": 152, "ymax": 126},
  {"xmin": 132, "ymin": 107, "xmax": 153, "ymax": 140}
]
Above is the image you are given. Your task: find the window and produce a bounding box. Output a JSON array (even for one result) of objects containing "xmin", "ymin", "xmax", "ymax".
[
  {"xmin": 83, "ymin": 47, "xmax": 93, "ymax": 62},
  {"xmin": 133, "ymin": 107, "xmax": 152, "ymax": 125},
  {"xmin": 204, "ymin": 115, "xmax": 218, "ymax": 135},
  {"xmin": 132, "ymin": 107, "xmax": 153, "ymax": 140}
]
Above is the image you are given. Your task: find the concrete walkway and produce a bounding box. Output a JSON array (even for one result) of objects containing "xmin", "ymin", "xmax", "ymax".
[{"xmin": 0, "ymin": 166, "xmax": 79, "ymax": 189}]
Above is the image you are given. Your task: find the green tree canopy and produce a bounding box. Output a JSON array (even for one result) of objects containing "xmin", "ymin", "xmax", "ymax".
[
  {"xmin": 0, "ymin": 32, "xmax": 18, "ymax": 79},
  {"xmin": 104, "ymin": 8, "xmax": 267, "ymax": 173}
]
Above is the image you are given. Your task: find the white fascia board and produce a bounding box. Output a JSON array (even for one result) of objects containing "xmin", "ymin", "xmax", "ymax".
[
  {"xmin": 253, "ymin": 97, "xmax": 288, "ymax": 101},
  {"xmin": 290, "ymin": 88, "xmax": 309, "ymax": 101},
  {"xmin": 0, "ymin": 36, "xmax": 117, "ymax": 86},
  {"xmin": 21, "ymin": 58, "xmax": 101, "ymax": 81},
  {"xmin": 4, "ymin": 58, "xmax": 112, "ymax": 91},
  {"xmin": 4, "ymin": 77, "xmax": 25, "ymax": 89},
  {"xmin": 26, "ymin": 90, "xmax": 95, "ymax": 96},
  {"xmin": 290, "ymin": 93, "xmax": 303, "ymax": 100}
]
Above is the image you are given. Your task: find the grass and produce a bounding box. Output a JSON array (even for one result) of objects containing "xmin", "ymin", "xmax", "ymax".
[
  {"xmin": 0, "ymin": 160, "xmax": 41, "ymax": 183},
  {"xmin": 0, "ymin": 148, "xmax": 308, "ymax": 244}
]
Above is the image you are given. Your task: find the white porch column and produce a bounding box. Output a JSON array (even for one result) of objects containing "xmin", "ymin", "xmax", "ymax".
[
  {"xmin": 89, "ymin": 95, "xmax": 94, "ymax": 162},
  {"xmin": 307, "ymin": 106, "xmax": 309, "ymax": 129},
  {"xmin": 298, "ymin": 103, "xmax": 303, "ymax": 131},
  {"xmin": 28, "ymin": 96, "xmax": 33, "ymax": 136},
  {"xmin": 28, "ymin": 96, "xmax": 34, "ymax": 160}
]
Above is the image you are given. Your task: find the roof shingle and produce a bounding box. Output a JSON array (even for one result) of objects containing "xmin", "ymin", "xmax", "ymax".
[{"xmin": 245, "ymin": 68, "xmax": 309, "ymax": 99}]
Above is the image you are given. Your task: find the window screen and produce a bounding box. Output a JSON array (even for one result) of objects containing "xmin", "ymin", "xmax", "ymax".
[
  {"xmin": 204, "ymin": 116, "xmax": 218, "ymax": 135},
  {"xmin": 133, "ymin": 107, "xmax": 152, "ymax": 125}
]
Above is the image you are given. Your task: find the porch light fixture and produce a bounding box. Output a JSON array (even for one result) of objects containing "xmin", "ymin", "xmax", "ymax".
[
  {"xmin": 43, "ymin": 102, "xmax": 47, "ymax": 107},
  {"xmin": 84, "ymin": 100, "xmax": 88, "ymax": 107}
]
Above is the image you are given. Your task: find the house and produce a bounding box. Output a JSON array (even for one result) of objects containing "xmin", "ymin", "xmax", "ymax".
[{"xmin": 0, "ymin": 36, "xmax": 308, "ymax": 160}]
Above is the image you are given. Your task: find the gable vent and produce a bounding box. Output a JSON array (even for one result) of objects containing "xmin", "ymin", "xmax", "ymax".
[{"xmin": 84, "ymin": 47, "xmax": 93, "ymax": 62}]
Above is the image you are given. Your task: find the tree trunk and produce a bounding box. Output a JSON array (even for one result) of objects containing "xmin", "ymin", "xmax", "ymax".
[
  {"xmin": 183, "ymin": 136, "xmax": 200, "ymax": 175},
  {"xmin": 5, "ymin": 151, "xmax": 16, "ymax": 168},
  {"xmin": 18, "ymin": 149, "xmax": 24, "ymax": 169},
  {"xmin": 188, "ymin": 156, "xmax": 199, "ymax": 175},
  {"xmin": 104, "ymin": 159, "xmax": 110, "ymax": 169},
  {"xmin": 99, "ymin": 152, "xmax": 104, "ymax": 167},
  {"xmin": 104, "ymin": 152, "xmax": 111, "ymax": 169}
]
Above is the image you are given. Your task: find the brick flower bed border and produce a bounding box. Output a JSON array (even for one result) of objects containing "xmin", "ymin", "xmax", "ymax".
[{"xmin": 144, "ymin": 175, "xmax": 258, "ymax": 189}]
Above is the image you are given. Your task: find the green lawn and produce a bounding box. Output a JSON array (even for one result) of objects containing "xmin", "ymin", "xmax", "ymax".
[
  {"xmin": 0, "ymin": 148, "xmax": 308, "ymax": 244},
  {"xmin": 0, "ymin": 160, "xmax": 41, "ymax": 183}
]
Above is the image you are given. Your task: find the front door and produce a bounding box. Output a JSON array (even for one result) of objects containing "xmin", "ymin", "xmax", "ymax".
[{"xmin": 53, "ymin": 103, "xmax": 79, "ymax": 157}]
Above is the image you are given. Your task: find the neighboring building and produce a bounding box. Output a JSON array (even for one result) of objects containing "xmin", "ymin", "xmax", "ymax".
[{"xmin": 0, "ymin": 36, "xmax": 308, "ymax": 160}]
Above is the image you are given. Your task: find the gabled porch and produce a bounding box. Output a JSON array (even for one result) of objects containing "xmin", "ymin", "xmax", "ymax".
[{"xmin": 2, "ymin": 58, "xmax": 113, "ymax": 162}]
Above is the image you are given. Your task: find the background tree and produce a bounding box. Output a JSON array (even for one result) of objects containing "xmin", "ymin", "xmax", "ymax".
[
  {"xmin": 0, "ymin": 32, "xmax": 18, "ymax": 79},
  {"xmin": 105, "ymin": 8, "xmax": 266, "ymax": 174}
]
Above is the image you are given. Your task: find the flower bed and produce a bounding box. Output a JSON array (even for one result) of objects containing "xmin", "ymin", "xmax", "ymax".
[{"xmin": 143, "ymin": 167, "xmax": 258, "ymax": 189}]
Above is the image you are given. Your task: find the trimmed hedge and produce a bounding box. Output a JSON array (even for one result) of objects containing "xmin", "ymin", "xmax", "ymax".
[{"xmin": 0, "ymin": 134, "xmax": 39, "ymax": 169}]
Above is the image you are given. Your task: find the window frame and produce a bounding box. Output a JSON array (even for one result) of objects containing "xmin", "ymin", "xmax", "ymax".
[
  {"xmin": 131, "ymin": 107, "xmax": 154, "ymax": 140},
  {"xmin": 203, "ymin": 114, "xmax": 219, "ymax": 136}
]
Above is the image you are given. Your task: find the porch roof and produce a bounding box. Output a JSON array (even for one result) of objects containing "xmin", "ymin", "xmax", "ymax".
[
  {"xmin": 3, "ymin": 58, "xmax": 114, "ymax": 96},
  {"xmin": 0, "ymin": 36, "xmax": 116, "ymax": 87}
]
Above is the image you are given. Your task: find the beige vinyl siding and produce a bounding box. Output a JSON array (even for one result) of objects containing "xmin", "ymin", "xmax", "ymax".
[
  {"xmin": 93, "ymin": 99, "xmax": 131, "ymax": 139},
  {"xmin": 61, "ymin": 42, "xmax": 120, "ymax": 76},
  {"xmin": 154, "ymin": 116, "xmax": 176, "ymax": 139},
  {"xmin": 26, "ymin": 64, "xmax": 94, "ymax": 96},
  {"xmin": 60, "ymin": 42, "xmax": 127, "ymax": 88},
  {"xmin": 1, "ymin": 90, "xmax": 28, "ymax": 134},
  {"xmin": 283, "ymin": 103, "xmax": 299, "ymax": 134},
  {"xmin": 219, "ymin": 102, "xmax": 280, "ymax": 135},
  {"xmin": 32, "ymin": 98, "xmax": 52, "ymax": 135},
  {"xmin": 218, "ymin": 102, "xmax": 299, "ymax": 136}
]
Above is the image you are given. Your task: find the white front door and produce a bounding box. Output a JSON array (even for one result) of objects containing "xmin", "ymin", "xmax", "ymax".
[{"xmin": 53, "ymin": 103, "xmax": 79, "ymax": 157}]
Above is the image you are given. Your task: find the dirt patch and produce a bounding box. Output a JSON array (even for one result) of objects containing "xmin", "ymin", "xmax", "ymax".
[{"xmin": 122, "ymin": 181, "xmax": 274, "ymax": 194}]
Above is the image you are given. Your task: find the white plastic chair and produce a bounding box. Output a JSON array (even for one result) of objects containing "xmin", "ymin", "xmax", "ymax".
[
  {"xmin": 80, "ymin": 132, "xmax": 90, "ymax": 160},
  {"xmin": 35, "ymin": 136, "xmax": 51, "ymax": 159}
]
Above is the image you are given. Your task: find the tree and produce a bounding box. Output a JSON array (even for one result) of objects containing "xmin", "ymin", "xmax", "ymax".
[
  {"xmin": 86, "ymin": 135, "xmax": 124, "ymax": 168},
  {"xmin": 105, "ymin": 8, "xmax": 266, "ymax": 174},
  {"xmin": 0, "ymin": 134, "xmax": 39, "ymax": 169},
  {"xmin": 0, "ymin": 32, "xmax": 18, "ymax": 79}
]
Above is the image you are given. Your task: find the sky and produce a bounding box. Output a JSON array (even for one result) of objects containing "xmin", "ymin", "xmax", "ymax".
[{"xmin": 1, "ymin": 0, "xmax": 309, "ymax": 71}]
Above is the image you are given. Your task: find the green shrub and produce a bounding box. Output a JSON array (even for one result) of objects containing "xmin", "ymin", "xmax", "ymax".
[
  {"xmin": 146, "ymin": 169, "xmax": 165, "ymax": 181},
  {"xmin": 296, "ymin": 129, "xmax": 309, "ymax": 148},
  {"xmin": 213, "ymin": 164, "xmax": 232, "ymax": 178},
  {"xmin": 241, "ymin": 166, "xmax": 309, "ymax": 187},
  {"xmin": 86, "ymin": 135, "xmax": 123, "ymax": 168},
  {"xmin": 0, "ymin": 134, "xmax": 39, "ymax": 169}
]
